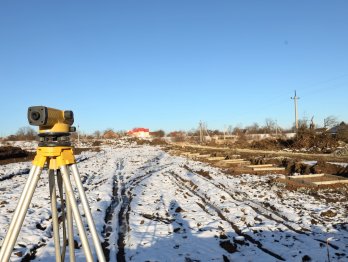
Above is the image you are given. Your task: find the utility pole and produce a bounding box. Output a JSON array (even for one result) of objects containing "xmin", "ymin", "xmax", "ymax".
[
  {"xmin": 77, "ymin": 124, "xmax": 80, "ymax": 146},
  {"xmin": 291, "ymin": 90, "xmax": 300, "ymax": 131},
  {"xmin": 199, "ymin": 121, "xmax": 203, "ymax": 143},
  {"xmin": 223, "ymin": 125, "xmax": 226, "ymax": 141}
]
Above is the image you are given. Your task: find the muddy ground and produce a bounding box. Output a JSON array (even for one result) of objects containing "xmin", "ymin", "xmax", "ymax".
[
  {"xmin": 0, "ymin": 146, "xmax": 100, "ymax": 165},
  {"xmin": 0, "ymin": 146, "xmax": 34, "ymax": 165},
  {"xmin": 164, "ymin": 143, "xmax": 348, "ymax": 191}
]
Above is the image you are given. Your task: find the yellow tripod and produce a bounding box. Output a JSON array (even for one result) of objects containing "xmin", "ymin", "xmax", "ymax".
[{"xmin": 0, "ymin": 106, "xmax": 106, "ymax": 261}]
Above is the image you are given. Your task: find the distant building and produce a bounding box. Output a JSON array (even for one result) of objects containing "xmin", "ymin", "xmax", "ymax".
[
  {"xmin": 328, "ymin": 122, "xmax": 347, "ymax": 136},
  {"xmin": 127, "ymin": 128, "xmax": 150, "ymax": 138}
]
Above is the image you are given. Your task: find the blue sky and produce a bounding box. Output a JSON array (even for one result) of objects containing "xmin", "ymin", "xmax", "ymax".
[{"xmin": 0, "ymin": 1, "xmax": 347, "ymax": 136}]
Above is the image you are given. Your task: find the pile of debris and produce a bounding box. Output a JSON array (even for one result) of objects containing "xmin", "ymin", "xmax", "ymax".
[{"xmin": 0, "ymin": 146, "xmax": 28, "ymax": 160}]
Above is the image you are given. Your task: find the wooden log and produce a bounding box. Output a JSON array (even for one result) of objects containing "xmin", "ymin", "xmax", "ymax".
[
  {"xmin": 324, "ymin": 174, "xmax": 346, "ymax": 180},
  {"xmin": 195, "ymin": 154, "xmax": 211, "ymax": 158},
  {"xmin": 312, "ymin": 180, "xmax": 348, "ymax": 185},
  {"xmin": 215, "ymin": 161, "xmax": 251, "ymax": 168},
  {"xmin": 252, "ymin": 167, "xmax": 285, "ymax": 171},
  {"xmin": 186, "ymin": 153, "xmax": 200, "ymax": 156},
  {"xmin": 207, "ymin": 157, "xmax": 226, "ymax": 161},
  {"xmin": 289, "ymin": 174, "xmax": 325, "ymax": 179},
  {"xmin": 222, "ymin": 159, "xmax": 246, "ymax": 163},
  {"xmin": 221, "ymin": 161, "xmax": 250, "ymax": 165},
  {"xmin": 228, "ymin": 155, "xmax": 241, "ymax": 158},
  {"xmin": 246, "ymin": 164, "xmax": 274, "ymax": 168}
]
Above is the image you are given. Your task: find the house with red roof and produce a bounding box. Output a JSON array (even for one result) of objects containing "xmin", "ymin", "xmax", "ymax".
[{"xmin": 127, "ymin": 128, "xmax": 150, "ymax": 138}]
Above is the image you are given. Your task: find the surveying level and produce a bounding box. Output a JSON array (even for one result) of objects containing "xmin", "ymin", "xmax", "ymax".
[{"xmin": 0, "ymin": 106, "xmax": 106, "ymax": 262}]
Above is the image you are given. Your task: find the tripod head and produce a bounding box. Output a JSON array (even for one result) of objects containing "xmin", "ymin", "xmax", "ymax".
[{"xmin": 28, "ymin": 106, "xmax": 76, "ymax": 146}]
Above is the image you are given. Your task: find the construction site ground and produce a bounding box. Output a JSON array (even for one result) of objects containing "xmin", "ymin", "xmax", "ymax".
[{"xmin": 0, "ymin": 140, "xmax": 347, "ymax": 261}]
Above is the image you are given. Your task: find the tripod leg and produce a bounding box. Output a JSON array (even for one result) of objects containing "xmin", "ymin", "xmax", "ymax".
[
  {"xmin": 0, "ymin": 165, "xmax": 37, "ymax": 256},
  {"xmin": 0, "ymin": 166, "xmax": 42, "ymax": 262},
  {"xmin": 70, "ymin": 164, "xmax": 106, "ymax": 262},
  {"xmin": 60, "ymin": 171, "xmax": 76, "ymax": 262},
  {"xmin": 49, "ymin": 170, "xmax": 62, "ymax": 262},
  {"xmin": 59, "ymin": 165, "xmax": 94, "ymax": 262},
  {"xmin": 57, "ymin": 171, "xmax": 69, "ymax": 262},
  {"xmin": 66, "ymin": 193, "xmax": 76, "ymax": 262}
]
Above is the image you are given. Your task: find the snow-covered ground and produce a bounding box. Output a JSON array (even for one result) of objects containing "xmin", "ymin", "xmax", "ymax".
[
  {"xmin": 0, "ymin": 142, "xmax": 347, "ymax": 261},
  {"xmin": 328, "ymin": 162, "xmax": 348, "ymax": 168}
]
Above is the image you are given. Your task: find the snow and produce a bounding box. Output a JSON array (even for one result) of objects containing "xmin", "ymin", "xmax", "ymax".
[
  {"xmin": 328, "ymin": 162, "xmax": 348, "ymax": 168},
  {"xmin": 301, "ymin": 161, "xmax": 348, "ymax": 168},
  {"xmin": 0, "ymin": 142, "xmax": 347, "ymax": 261},
  {"xmin": 302, "ymin": 160, "xmax": 318, "ymax": 166},
  {"xmin": 0, "ymin": 141, "xmax": 38, "ymax": 152}
]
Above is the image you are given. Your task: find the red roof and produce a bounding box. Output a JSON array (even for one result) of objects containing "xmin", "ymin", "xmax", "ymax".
[{"xmin": 127, "ymin": 128, "xmax": 149, "ymax": 135}]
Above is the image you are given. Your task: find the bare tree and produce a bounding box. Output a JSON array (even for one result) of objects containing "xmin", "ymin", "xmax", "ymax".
[
  {"xmin": 227, "ymin": 125, "xmax": 234, "ymax": 135},
  {"xmin": 93, "ymin": 130, "xmax": 101, "ymax": 138},
  {"xmin": 103, "ymin": 128, "xmax": 118, "ymax": 139},
  {"xmin": 323, "ymin": 116, "xmax": 338, "ymax": 129},
  {"xmin": 264, "ymin": 118, "xmax": 276, "ymax": 134},
  {"xmin": 150, "ymin": 130, "xmax": 165, "ymax": 138},
  {"xmin": 298, "ymin": 117, "xmax": 309, "ymax": 129},
  {"xmin": 12, "ymin": 126, "xmax": 36, "ymax": 140},
  {"xmin": 232, "ymin": 126, "xmax": 244, "ymax": 135},
  {"xmin": 168, "ymin": 131, "xmax": 186, "ymax": 142},
  {"xmin": 246, "ymin": 123, "xmax": 260, "ymax": 134},
  {"xmin": 116, "ymin": 130, "xmax": 127, "ymax": 137}
]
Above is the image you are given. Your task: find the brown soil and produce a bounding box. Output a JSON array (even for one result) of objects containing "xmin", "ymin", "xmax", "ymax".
[
  {"xmin": 274, "ymin": 177, "xmax": 348, "ymax": 191},
  {"xmin": 0, "ymin": 146, "xmax": 100, "ymax": 165},
  {"xmin": 134, "ymin": 138, "xmax": 168, "ymax": 146},
  {"xmin": 0, "ymin": 146, "xmax": 34, "ymax": 165},
  {"xmin": 219, "ymin": 240, "xmax": 237, "ymax": 253},
  {"xmin": 172, "ymin": 143, "xmax": 348, "ymax": 161},
  {"xmin": 73, "ymin": 147, "xmax": 101, "ymax": 154},
  {"xmin": 0, "ymin": 146, "xmax": 28, "ymax": 160},
  {"xmin": 250, "ymin": 138, "xmax": 293, "ymax": 151},
  {"xmin": 183, "ymin": 165, "xmax": 212, "ymax": 179},
  {"xmin": 320, "ymin": 210, "xmax": 337, "ymax": 218},
  {"xmin": 0, "ymin": 154, "xmax": 35, "ymax": 165},
  {"xmin": 91, "ymin": 140, "xmax": 102, "ymax": 146}
]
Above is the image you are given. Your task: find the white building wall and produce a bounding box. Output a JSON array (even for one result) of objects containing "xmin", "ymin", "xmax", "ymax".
[{"xmin": 134, "ymin": 131, "xmax": 150, "ymax": 138}]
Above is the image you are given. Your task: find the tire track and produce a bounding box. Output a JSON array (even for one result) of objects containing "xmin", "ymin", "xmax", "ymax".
[
  {"xmin": 103, "ymin": 153, "xmax": 171, "ymax": 261},
  {"xmin": 102, "ymin": 174, "xmax": 119, "ymax": 261},
  {"xmin": 0, "ymin": 168, "xmax": 30, "ymax": 182},
  {"xmin": 180, "ymin": 163, "xmax": 343, "ymax": 251},
  {"xmin": 166, "ymin": 170, "xmax": 286, "ymax": 261},
  {"xmin": 181, "ymin": 164, "xmax": 309, "ymax": 235},
  {"xmin": 169, "ymin": 164, "xmax": 342, "ymax": 257}
]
